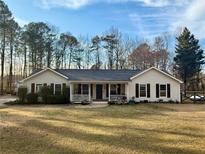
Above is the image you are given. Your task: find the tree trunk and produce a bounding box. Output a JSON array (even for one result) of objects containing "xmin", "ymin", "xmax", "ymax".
[
  {"xmin": 0, "ymin": 29, "xmax": 6, "ymax": 95},
  {"xmin": 23, "ymin": 44, "xmax": 27, "ymax": 78},
  {"xmin": 9, "ymin": 35, "xmax": 13, "ymax": 93}
]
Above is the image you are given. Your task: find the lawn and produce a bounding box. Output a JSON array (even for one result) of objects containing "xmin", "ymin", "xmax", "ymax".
[{"xmin": 0, "ymin": 104, "xmax": 205, "ymax": 154}]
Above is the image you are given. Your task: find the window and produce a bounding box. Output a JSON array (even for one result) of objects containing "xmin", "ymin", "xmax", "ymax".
[
  {"xmin": 82, "ymin": 84, "xmax": 89, "ymax": 94},
  {"xmin": 55, "ymin": 84, "xmax": 61, "ymax": 95},
  {"xmin": 73, "ymin": 84, "xmax": 89, "ymax": 95},
  {"xmin": 140, "ymin": 84, "xmax": 146, "ymax": 97},
  {"xmin": 110, "ymin": 84, "xmax": 117, "ymax": 95},
  {"xmin": 36, "ymin": 84, "xmax": 42, "ymax": 93},
  {"xmin": 160, "ymin": 84, "xmax": 166, "ymax": 97}
]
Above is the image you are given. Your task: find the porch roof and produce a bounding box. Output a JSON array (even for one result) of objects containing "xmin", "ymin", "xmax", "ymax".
[{"xmin": 56, "ymin": 69, "xmax": 139, "ymax": 81}]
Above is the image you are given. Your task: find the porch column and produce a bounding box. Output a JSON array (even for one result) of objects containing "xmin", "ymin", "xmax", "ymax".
[
  {"xmin": 70, "ymin": 83, "xmax": 73, "ymax": 102},
  {"xmin": 126, "ymin": 83, "xmax": 129, "ymax": 100},
  {"xmin": 108, "ymin": 83, "xmax": 111, "ymax": 101},
  {"xmin": 89, "ymin": 84, "xmax": 91, "ymax": 102}
]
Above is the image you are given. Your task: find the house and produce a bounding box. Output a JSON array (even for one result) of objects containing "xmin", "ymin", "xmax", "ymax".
[{"xmin": 19, "ymin": 67, "xmax": 183, "ymax": 103}]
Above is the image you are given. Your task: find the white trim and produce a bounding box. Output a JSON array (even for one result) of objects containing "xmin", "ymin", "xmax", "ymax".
[
  {"xmin": 20, "ymin": 68, "xmax": 69, "ymax": 82},
  {"xmin": 130, "ymin": 67, "xmax": 183, "ymax": 83},
  {"xmin": 69, "ymin": 81, "xmax": 129, "ymax": 83}
]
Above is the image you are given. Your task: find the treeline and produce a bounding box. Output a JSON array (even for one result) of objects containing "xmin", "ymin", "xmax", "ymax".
[{"xmin": 0, "ymin": 0, "xmax": 204, "ymax": 94}]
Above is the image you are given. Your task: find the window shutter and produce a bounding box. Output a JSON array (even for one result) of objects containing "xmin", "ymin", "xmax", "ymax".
[
  {"xmin": 167, "ymin": 84, "xmax": 171, "ymax": 98},
  {"xmin": 106, "ymin": 84, "xmax": 108, "ymax": 97},
  {"xmin": 78, "ymin": 84, "xmax": 81, "ymax": 94},
  {"xmin": 135, "ymin": 84, "xmax": 139, "ymax": 98},
  {"xmin": 156, "ymin": 84, "xmax": 159, "ymax": 98},
  {"xmin": 31, "ymin": 83, "xmax": 35, "ymax": 94},
  {"xmin": 91, "ymin": 84, "xmax": 93, "ymax": 97},
  {"xmin": 50, "ymin": 83, "xmax": 54, "ymax": 94},
  {"xmin": 147, "ymin": 84, "xmax": 150, "ymax": 98},
  {"xmin": 117, "ymin": 84, "xmax": 121, "ymax": 95},
  {"xmin": 62, "ymin": 83, "xmax": 66, "ymax": 95},
  {"xmin": 63, "ymin": 83, "xmax": 66, "ymax": 90}
]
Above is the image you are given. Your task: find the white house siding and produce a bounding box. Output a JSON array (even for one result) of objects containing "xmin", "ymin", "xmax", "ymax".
[
  {"xmin": 23, "ymin": 70, "xmax": 69, "ymax": 93},
  {"xmin": 128, "ymin": 69, "xmax": 181, "ymax": 102}
]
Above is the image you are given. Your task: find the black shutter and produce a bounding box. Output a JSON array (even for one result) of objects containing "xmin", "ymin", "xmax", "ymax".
[
  {"xmin": 117, "ymin": 84, "xmax": 121, "ymax": 95},
  {"xmin": 78, "ymin": 84, "xmax": 81, "ymax": 94},
  {"xmin": 63, "ymin": 83, "xmax": 66, "ymax": 90},
  {"xmin": 51, "ymin": 83, "xmax": 54, "ymax": 95},
  {"xmin": 167, "ymin": 84, "xmax": 171, "ymax": 98},
  {"xmin": 62, "ymin": 83, "xmax": 66, "ymax": 95},
  {"xmin": 147, "ymin": 84, "xmax": 150, "ymax": 98},
  {"xmin": 91, "ymin": 84, "xmax": 93, "ymax": 97},
  {"xmin": 156, "ymin": 84, "xmax": 159, "ymax": 98},
  {"xmin": 31, "ymin": 83, "xmax": 35, "ymax": 94},
  {"xmin": 135, "ymin": 84, "xmax": 139, "ymax": 98},
  {"xmin": 106, "ymin": 84, "xmax": 109, "ymax": 97}
]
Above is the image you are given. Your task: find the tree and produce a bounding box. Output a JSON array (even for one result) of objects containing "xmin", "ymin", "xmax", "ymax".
[
  {"xmin": 90, "ymin": 35, "xmax": 101, "ymax": 69},
  {"xmin": 8, "ymin": 19, "xmax": 19, "ymax": 93},
  {"xmin": 67, "ymin": 35, "xmax": 78, "ymax": 69},
  {"xmin": 129, "ymin": 43, "xmax": 154, "ymax": 70},
  {"xmin": 174, "ymin": 27, "xmax": 204, "ymax": 95},
  {"xmin": 58, "ymin": 33, "xmax": 70, "ymax": 68},
  {"xmin": 0, "ymin": 0, "xmax": 12, "ymax": 94},
  {"xmin": 26, "ymin": 22, "xmax": 51, "ymax": 71},
  {"xmin": 153, "ymin": 35, "xmax": 169, "ymax": 70},
  {"xmin": 18, "ymin": 26, "xmax": 30, "ymax": 77},
  {"xmin": 102, "ymin": 33, "xmax": 118, "ymax": 69}
]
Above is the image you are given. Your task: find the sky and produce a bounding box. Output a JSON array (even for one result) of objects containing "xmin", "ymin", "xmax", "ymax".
[{"xmin": 4, "ymin": 0, "xmax": 205, "ymax": 50}]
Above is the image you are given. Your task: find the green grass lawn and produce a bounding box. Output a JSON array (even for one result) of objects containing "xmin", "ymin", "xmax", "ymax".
[{"xmin": 0, "ymin": 104, "xmax": 205, "ymax": 154}]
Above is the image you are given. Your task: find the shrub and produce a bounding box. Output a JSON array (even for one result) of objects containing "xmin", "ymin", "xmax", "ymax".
[
  {"xmin": 40, "ymin": 86, "xmax": 52, "ymax": 103},
  {"xmin": 128, "ymin": 99, "xmax": 136, "ymax": 104},
  {"xmin": 55, "ymin": 95, "xmax": 67, "ymax": 104},
  {"xmin": 47, "ymin": 95, "xmax": 68, "ymax": 104},
  {"xmin": 26, "ymin": 93, "xmax": 38, "ymax": 103},
  {"xmin": 81, "ymin": 100, "xmax": 91, "ymax": 105},
  {"xmin": 62, "ymin": 86, "xmax": 70, "ymax": 103},
  {"xmin": 108, "ymin": 101, "xmax": 117, "ymax": 105},
  {"xmin": 18, "ymin": 87, "xmax": 27, "ymax": 103},
  {"xmin": 47, "ymin": 95, "xmax": 56, "ymax": 104}
]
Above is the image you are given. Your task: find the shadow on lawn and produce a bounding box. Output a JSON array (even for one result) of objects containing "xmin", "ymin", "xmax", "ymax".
[
  {"xmin": 1, "ymin": 106, "xmax": 205, "ymax": 154},
  {"xmin": 20, "ymin": 118, "xmax": 203, "ymax": 154}
]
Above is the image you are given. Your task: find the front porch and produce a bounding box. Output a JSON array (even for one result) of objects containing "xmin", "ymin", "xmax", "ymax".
[{"xmin": 70, "ymin": 82, "xmax": 128, "ymax": 102}]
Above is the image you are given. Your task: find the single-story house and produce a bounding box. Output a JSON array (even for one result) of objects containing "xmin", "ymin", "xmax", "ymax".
[{"xmin": 19, "ymin": 67, "xmax": 183, "ymax": 103}]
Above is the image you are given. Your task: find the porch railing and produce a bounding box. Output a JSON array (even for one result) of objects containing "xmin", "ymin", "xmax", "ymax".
[
  {"xmin": 110, "ymin": 95, "xmax": 126, "ymax": 101},
  {"xmin": 72, "ymin": 94, "xmax": 89, "ymax": 102}
]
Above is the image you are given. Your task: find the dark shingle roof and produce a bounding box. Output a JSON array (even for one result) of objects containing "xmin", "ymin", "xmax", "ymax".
[{"xmin": 55, "ymin": 69, "xmax": 140, "ymax": 81}]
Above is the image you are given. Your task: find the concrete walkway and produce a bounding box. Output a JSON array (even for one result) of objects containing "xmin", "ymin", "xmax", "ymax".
[
  {"xmin": 0, "ymin": 95, "xmax": 17, "ymax": 107},
  {"xmin": 74, "ymin": 102, "xmax": 109, "ymax": 108}
]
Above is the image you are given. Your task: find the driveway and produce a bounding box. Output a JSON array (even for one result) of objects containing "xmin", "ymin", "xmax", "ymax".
[{"xmin": 0, "ymin": 95, "xmax": 17, "ymax": 107}]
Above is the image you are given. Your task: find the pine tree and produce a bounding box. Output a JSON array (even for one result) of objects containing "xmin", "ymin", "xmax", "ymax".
[
  {"xmin": 174, "ymin": 27, "xmax": 204, "ymax": 95},
  {"xmin": 0, "ymin": 0, "xmax": 12, "ymax": 94}
]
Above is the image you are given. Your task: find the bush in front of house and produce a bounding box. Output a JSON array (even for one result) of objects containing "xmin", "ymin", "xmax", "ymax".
[
  {"xmin": 40, "ymin": 85, "xmax": 52, "ymax": 103},
  {"xmin": 47, "ymin": 95, "xmax": 69, "ymax": 104},
  {"xmin": 108, "ymin": 101, "xmax": 117, "ymax": 105},
  {"xmin": 26, "ymin": 93, "xmax": 38, "ymax": 103},
  {"xmin": 62, "ymin": 86, "xmax": 70, "ymax": 103},
  {"xmin": 18, "ymin": 87, "xmax": 27, "ymax": 103},
  {"xmin": 81, "ymin": 100, "xmax": 91, "ymax": 105}
]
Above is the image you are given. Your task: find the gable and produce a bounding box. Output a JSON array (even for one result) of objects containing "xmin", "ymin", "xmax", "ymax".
[
  {"xmin": 21, "ymin": 68, "xmax": 68, "ymax": 83},
  {"xmin": 130, "ymin": 67, "xmax": 183, "ymax": 84}
]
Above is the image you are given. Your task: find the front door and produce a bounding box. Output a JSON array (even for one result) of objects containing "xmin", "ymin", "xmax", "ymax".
[{"xmin": 96, "ymin": 84, "xmax": 103, "ymax": 100}]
